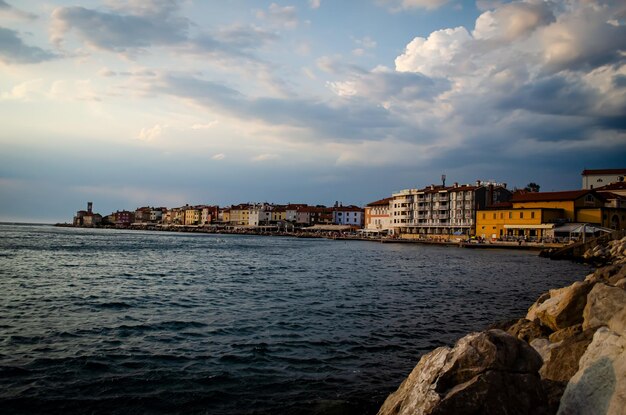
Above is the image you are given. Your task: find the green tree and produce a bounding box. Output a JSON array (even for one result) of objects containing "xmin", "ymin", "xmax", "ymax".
[{"xmin": 524, "ymin": 182, "xmax": 541, "ymax": 192}]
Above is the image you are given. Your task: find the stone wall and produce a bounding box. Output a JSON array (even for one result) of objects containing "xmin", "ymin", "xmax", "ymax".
[{"xmin": 378, "ymin": 236, "xmax": 626, "ymax": 415}]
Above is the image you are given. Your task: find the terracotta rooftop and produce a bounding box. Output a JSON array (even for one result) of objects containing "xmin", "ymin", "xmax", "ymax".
[
  {"xmin": 597, "ymin": 182, "xmax": 626, "ymax": 191},
  {"xmin": 367, "ymin": 197, "xmax": 392, "ymax": 206},
  {"xmin": 511, "ymin": 190, "xmax": 595, "ymax": 202}
]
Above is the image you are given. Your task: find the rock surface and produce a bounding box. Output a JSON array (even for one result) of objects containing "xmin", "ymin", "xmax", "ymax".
[
  {"xmin": 377, "ymin": 330, "xmax": 548, "ymax": 415},
  {"xmin": 507, "ymin": 318, "xmax": 552, "ymax": 342},
  {"xmin": 539, "ymin": 329, "xmax": 595, "ymax": 382},
  {"xmin": 582, "ymin": 283, "xmax": 626, "ymax": 330},
  {"xmin": 557, "ymin": 327, "xmax": 626, "ymax": 415},
  {"xmin": 527, "ymin": 281, "xmax": 593, "ymax": 331}
]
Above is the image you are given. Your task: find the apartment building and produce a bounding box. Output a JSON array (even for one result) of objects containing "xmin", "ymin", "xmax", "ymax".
[{"xmin": 390, "ymin": 180, "xmax": 511, "ymax": 238}]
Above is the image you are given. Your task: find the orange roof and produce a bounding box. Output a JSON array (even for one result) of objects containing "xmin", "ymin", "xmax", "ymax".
[
  {"xmin": 511, "ymin": 190, "xmax": 594, "ymax": 202},
  {"xmin": 597, "ymin": 182, "xmax": 626, "ymax": 191},
  {"xmin": 366, "ymin": 197, "xmax": 392, "ymax": 206}
]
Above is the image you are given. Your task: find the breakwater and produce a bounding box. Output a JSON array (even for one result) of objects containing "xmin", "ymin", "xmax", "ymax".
[{"xmin": 377, "ymin": 236, "xmax": 626, "ymax": 415}]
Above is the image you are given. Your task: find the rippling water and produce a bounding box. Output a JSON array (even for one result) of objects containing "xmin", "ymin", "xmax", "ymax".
[{"xmin": 0, "ymin": 224, "xmax": 590, "ymax": 414}]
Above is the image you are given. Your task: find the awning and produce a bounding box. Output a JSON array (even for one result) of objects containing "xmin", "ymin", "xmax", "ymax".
[
  {"xmin": 554, "ymin": 223, "xmax": 612, "ymax": 234},
  {"xmin": 504, "ymin": 224, "xmax": 555, "ymax": 229}
]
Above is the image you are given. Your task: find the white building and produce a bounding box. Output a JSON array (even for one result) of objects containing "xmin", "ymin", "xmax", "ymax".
[
  {"xmin": 248, "ymin": 204, "xmax": 272, "ymax": 226},
  {"xmin": 582, "ymin": 168, "xmax": 626, "ymax": 189},
  {"xmin": 390, "ymin": 180, "xmax": 510, "ymax": 237},
  {"xmin": 332, "ymin": 205, "xmax": 364, "ymax": 226},
  {"xmin": 365, "ymin": 198, "xmax": 391, "ymax": 232}
]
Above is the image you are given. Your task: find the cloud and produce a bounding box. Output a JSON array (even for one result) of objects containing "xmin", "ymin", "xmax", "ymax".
[
  {"xmin": 51, "ymin": 3, "xmax": 189, "ymax": 53},
  {"xmin": 377, "ymin": 0, "xmax": 450, "ymax": 11},
  {"xmin": 0, "ymin": 27, "xmax": 57, "ymax": 64},
  {"xmin": 0, "ymin": 1, "xmax": 37, "ymax": 20},
  {"xmin": 473, "ymin": 1, "xmax": 554, "ymax": 42},
  {"xmin": 137, "ymin": 124, "xmax": 166, "ymax": 141},
  {"xmin": 212, "ymin": 153, "xmax": 225, "ymax": 160},
  {"xmin": 395, "ymin": 26, "xmax": 472, "ymax": 77},
  {"xmin": 1, "ymin": 78, "xmax": 44, "ymax": 100},
  {"xmin": 252, "ymin": 153, "xmax": 279, "ymax": 162},
  {"xmin": 256, "ymin": 3, "xmax": 299, "ymax": 29},
  {"xmin": 191, "ymin": 121, "xmax": 218, "ymax": 130},
  {"xmin": 309, "ymin": 0, "xmax": 321, "ymax": 9}
]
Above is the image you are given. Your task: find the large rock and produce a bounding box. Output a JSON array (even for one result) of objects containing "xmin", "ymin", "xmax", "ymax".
[
  {"xmin": 377, "ymin": 330, "xmax": 549, "ymax": 415},
  {"xmin": 557, "ymin": 327, "xmax": 626, "ymax": 415},
  {"xmin": 539, "ymin": 329, "xmax": 596, "ymax": 382},
  {"xmin": 507, "ymin": 318, "xmax": 552, "ymax": 343},
  {"xmin": 526, "ymin": 281, "xmax": 593, "ymax": 331},
  {"xmin": 582, "ymin": 283, "xmax": 626, "ymax": 330}
]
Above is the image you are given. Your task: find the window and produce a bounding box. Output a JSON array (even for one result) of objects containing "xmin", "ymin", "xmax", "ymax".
[
  {"xmin": 482, "ymin": 213, "xmax": 486, "ymax": 219},
  {"xmin": 531, "ymin": 212, "xmax": 535, "ymax": 219},
  {"xmin": 508, "ymin": 212, "xmax": 512, "ymax": 219},
  {"xmin": 520, "ymin": 212, "xmax": 524, "ymax": 219},
  {"xmin": 500, "ymin": 213, "xmax": 503, "ymax": 219},
  {"xmin": 493, "ymin": 213, "xmax": 496, "ymax": 219}
]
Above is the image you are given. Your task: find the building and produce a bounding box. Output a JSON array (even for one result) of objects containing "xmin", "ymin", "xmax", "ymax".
[
  {"xmin": 390, "ymin": 180, "xmax": 511, "ymax": 238},
  {"xmin": 249, "ymin": 204, "xmax": 272, "ymax": 226},
  {"xmin": 184, "ymin": 206, "xmax": 201, "ymax": 225},
  {"xmin": 364, "ymin": 197, "xmax": 392, "ymax": 232},
  {"xmin": 332, "ymin": 204, "xmax": 364, "ymax": 226},
  {"xmin": 113, "ymin": 210, "xmax": 134, "ymax": 227},
  {"xmin": 229, "ymin": 204, "xmax": 251, "ymax": 225},
  {"xmin": 73, "ymin": 202, "xmax": 102, "ymax": 227},
  {"xmin": 201, "ymin": 206, "xmax": 219, "ymax": 225},
  {"xmin": 476, "ymin": 189, "xmax": 626, "ymax": 240},
  {"xmin": 582, "ymin": 168, "xmax": 626, "ymax": 189},
  {"xmin": 596, "ymin": 181, "xmax": 626, "ymax": 197}
]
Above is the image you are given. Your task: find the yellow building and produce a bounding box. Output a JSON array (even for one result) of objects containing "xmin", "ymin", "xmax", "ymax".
[
  {"xmin": 476, "ymin": 206, "xmax": 563, "ymax": 240},
  {"xmin": 476, "ymin": 190, "xmax": 626, "ymax": 240},
  {"xmin": 229, "ymin": 204, "xmax": 250, "ymax": 225},
  {"xmin": 272, "ymin": 208, "xmax": 286, "ymax": 222},
  {"xmin": 184, "ymin": 208, "xmax": 201, "ymax": 225}
]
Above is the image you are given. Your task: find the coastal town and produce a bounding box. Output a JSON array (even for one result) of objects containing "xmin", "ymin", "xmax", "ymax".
[{"xmin": 70, "ymin": 168, "xmax": 626, "ymax": 244}]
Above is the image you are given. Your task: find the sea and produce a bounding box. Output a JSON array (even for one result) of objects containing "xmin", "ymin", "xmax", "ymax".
[{"xmin": 0, "ymin": 223, "xmax": 591, "ymax": 414}]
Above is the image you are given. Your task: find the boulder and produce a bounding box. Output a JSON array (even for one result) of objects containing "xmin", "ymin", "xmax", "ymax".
[
  {"xmin": 526, "ymin": 281, "xmax": 593, "ymax": 331},
  {"xmin": 608, "ymin": 307, "xmax": 626, "ymax": 336},
  {"xmin": 507, "ymin": 318, "xmax": 552, "ymax": 342},
  {"xmin": 377, "ymin": 330, "xmax": 549, "ymax": 415},
  {"xmin": 582, "ymin": 283, "xmax": 626, "ymax": 330},
  {"xmin": 530, "ymin": 338, "xmax": 560, "ymax": 363},
  {"xmin": 548, "ymin": 324, "xmax": 582, "ymax": 343},
  {"xmin": 539, "ymin": 329, "xmax": 596, "ymax": 382},
  {"xmin": 615, "ymin": 278, "xmax": 626, "ymax": 290},
  {"xmin": 557, "ymin": 327, "xmax": 626, "ymax": 415}
]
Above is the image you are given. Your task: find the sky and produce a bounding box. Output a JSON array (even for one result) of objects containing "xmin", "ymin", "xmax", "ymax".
[{"xmin": 1, "ymin": 0, "xmax": 625, "ymax": 223}]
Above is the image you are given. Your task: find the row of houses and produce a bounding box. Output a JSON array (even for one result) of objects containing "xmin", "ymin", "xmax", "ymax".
[
  {"xmin": 74, "ymin": 168, "xmax": 626, "ymax": 238},
  {"xmin": 76, "ymin": 202, "xmax": 365, "ymax": 228}
]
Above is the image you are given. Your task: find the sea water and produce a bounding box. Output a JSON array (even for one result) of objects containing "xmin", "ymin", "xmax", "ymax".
[{"xmin": 0, "ymin": 224, "xmax": 591, "ymax": 414}]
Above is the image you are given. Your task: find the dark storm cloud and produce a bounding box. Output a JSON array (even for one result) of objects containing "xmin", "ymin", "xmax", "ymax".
[
  {"xmin": 0, "ymin": 27, "xmax": 56, "ymax": 64},
  {"xmin": 498, "ymin": 75, "xmax": 595, "ymax": 117}
]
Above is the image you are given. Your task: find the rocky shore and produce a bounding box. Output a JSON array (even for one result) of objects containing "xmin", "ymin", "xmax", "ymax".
[{"xmin": 377, "ymin": 236, "xmax": 626, "ymax": 415}]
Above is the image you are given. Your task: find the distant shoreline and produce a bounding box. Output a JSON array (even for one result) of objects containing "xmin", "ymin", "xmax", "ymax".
[{"xmin": 49, "ymin": 222, "xmax": 565, "ymax": 252}]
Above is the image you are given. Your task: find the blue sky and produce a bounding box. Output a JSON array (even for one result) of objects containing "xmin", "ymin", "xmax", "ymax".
[{"xmin": 1, "ymin": 0, "xmax": 625, "ymax": 222}]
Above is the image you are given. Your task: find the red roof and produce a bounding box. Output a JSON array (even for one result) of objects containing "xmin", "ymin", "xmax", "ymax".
[
  {"xmin": 597, "ymin": 182, "xmax": 626, "ymax": 191},
  {"xmin": 366, "ymin": 197, "xmax": 392, "ymax": 206},
  {"xmin": 581, "ymin": 168, "xmax": 626, "ymax": 176},
  {"xmin": 511, "ymin": 190, "xmax": 595, "ymax": 202}
]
